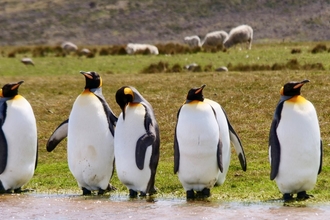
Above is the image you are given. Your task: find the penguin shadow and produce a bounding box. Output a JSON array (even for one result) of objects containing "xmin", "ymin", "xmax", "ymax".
[
  {"xmin": 184, "ymin": 189, "xmax": 213, "ymax": 203},
  {"xmin": 0, "ymin": 188, "xmax": 35, "ymax": 194},
  {"xmin": 265, "ymin": 194, "xmax": 314, "ymax": 207},
  {"xmin": 125, "ymin": 189, "xmax": 158, "ymax": 203},
  {"xmin": 80, "ymin": 184, "xmax": 117, "ymax": 197},
  {"xmin": 127, "ymin": 195, "xmax": 157, "ymax": 203}
]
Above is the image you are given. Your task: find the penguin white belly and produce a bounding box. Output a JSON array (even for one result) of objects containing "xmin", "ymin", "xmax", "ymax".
[
  {"xmin": 0, "ymin": 96, "xmax": 37, "ymax": 190},
  {"xmin": 203, "ymin": 99, "xmax": 231, "ymax": 185},
  {"xmin": 68, "ymin": 93, "xmax": 114, "ymax": 191},
  {"xmin": 114, "ymin": 104, "xmax": 151, "ymax": 193},
  {"xmin": 176, "ymin": 103, "xmax": 220, "ymax": 191},
  {"xmin": 276, "ymin": 101, "xmax": 320, "ymax": 193}
]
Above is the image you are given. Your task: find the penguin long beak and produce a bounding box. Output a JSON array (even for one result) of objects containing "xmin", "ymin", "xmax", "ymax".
[
  {"xmin": 293, "ymin": 79, "xmax": 309, "ymax": 89},
  {"xmin": 80, "ymin": 71, "xmax": 93, "ymax": 79},
  {"xmin": 195, "ymin": 84, "xmax": 206, "ymax": 94},
  {"xmin": 11, "ymin": 80, "xmax": 24, "ymax": 90}
]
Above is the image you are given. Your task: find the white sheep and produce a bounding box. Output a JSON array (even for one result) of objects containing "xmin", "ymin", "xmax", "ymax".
[
  {"xmin": 61, "ymin": 41, "xmax": 78, "ymax": 53},
  {"xmin": 80, "ymin": 48, "xmax": 91, "ymax": 55},
  {"xmin": 223, "ymin": 25, "xmax": 253, "ymax": 50},
  {"xmin": 201, "ymin": 31, "xmax": 228, "ymax": 47},
  {"xmin": 125, "ymin": 43, "xmax": 159, "ymax": 55},
  {"xmin": 21, "ymin": 58, "xmax": 34, "ymax": 66},
  {"xmin": 184, "ymin": 35, "xmax": 202, "ymax": 47}
]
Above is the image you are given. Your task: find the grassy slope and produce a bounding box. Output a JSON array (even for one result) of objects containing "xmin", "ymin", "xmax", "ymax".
[
  {"xmin": 1, "ymin": 0, "xmax": 330, "ymax": 46},
  {"xmin": 0, "ymin": 42, "xmax": 329, "ymax": 204}
]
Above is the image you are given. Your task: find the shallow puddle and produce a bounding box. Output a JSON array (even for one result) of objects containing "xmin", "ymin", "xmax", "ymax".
[{"xmin": 1, "ymin": 193, "xmax": 329, "ymax": 219}]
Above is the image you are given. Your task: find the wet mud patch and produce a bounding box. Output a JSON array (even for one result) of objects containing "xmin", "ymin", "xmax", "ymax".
[{"xmin": 1, "ymin": 193, "xmax": 329, "ymax": 219}]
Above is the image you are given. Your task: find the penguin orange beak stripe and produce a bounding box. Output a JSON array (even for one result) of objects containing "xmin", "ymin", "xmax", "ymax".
[
  {"xmin": 83, "ymin": 73, "xmax": 93, "ymax": 79},
  {"xmin": 195, "ymin": 85, "xmax": 206, "ymax": 94},
  {"xmin": 293, "ymin": 83, "xmax": 303, "ymax": 89},
  {"xmin": 293, "ymin": 80, "xmax": 309, "ymax": 89},
  {"xmin": 11, "ymin": 84, "xmax": 20, "ymax": 90}
]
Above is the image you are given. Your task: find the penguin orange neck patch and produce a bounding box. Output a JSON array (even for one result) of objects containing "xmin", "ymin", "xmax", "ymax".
[
  {"xmin": 187, "ymin": 100, "xmax": 202, "ymax": 105},
  {"xmin": 82, "ymin": 89, "xmax": 92, "ymax": 95},
  {"xmin": 12, "ymin": 95, "xmax": 23, "ymax": 100},
  {"xmin": 286, "ymin": 95, "xmax": 307, "ymax": 103},
  {"xmin": 128, "ymin": 102, "xmax": 142, "ymax": 107}
]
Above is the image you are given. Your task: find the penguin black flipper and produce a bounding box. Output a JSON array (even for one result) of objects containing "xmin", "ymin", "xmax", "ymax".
[
  {"xmin": 174, "ymin": 107, "xmax": 182, "ymax": 174},
  {"xmin": 46, "ymin": 119, "xmax": 69, "ymax": 152},
  {"xmin": 94, "ymin": 92, "xmax": 118, "ymax": 136},
  {"xmin": 221, "ymin": 107, "xmax": 247, "ymax": 171},
  {"xmin": 318, "ymin": 140, "xmax": 323, "ymax": 174},
  {"xmin": 0, "ymin": 128, "xmax": 7, "ymax": 174},
  {"xmin": 35, "ymin": 141, "xmax": 38, "ymax": 170},
  {"xmin": 269, "ymin": 101, "xmax": 284, "ymax": 180},
  {"xmin": 135, "ymin": 106, "xmax": 156, "ymax": 170},
  {"xmin": 146, "ymin": 123, "xmax": 160, "ymax": 194},
  {"xmin": 211, "ymin": 106, "xmax": 223, "ymax": 173},
  {"xmin": 136, "ymin": 133, "xmax": 155, "ymax": 170},
  {"xmin": 0, "ymin": 101, "xmax": 8, "ymax": 174},
  {"xmin": 217, "ymin": 139, "xmax": 223, "ymax": 173}
]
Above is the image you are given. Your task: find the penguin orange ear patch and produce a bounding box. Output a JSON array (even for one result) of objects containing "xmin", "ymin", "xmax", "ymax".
[{"xmin": 124, "ymin": 87, "xmax": 134, "ymax": 97}]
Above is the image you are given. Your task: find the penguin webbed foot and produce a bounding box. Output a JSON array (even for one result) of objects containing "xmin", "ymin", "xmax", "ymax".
[
  {"xmin": 186, "ymin": 188, "xmax": 211, "ymax": 200},
  {"xmin": 283, "ymin": 193, "xmax": 294, "ymax": 202},
  {"xmin": 148, "ymin": 186, "xmax": 157, "ymax": 196},
  {"xmin": 82, "ymin": 187, "xmax": 92, "ymax": 196},
  {"xmin": 283, "ymin": 191, "xmax": 313, "ymax": 202},
  {"xmin": 129, "ymin": 189, "xmax": 138, "ymax": 198},
  {"xmin": 196, "ymin": 188, "xmax": 211, "ymax": 199},
  {"xmin": 98, "ymin": 184, "xmax": 117, "ymax": 195},
  {"xmin": 297, "ymin": 191, "xmax": 313, "ymax": 201},
  {"xmin": 0, "ymin": 181, "xmax": 10, "ymax": 194},
  {"xmin": 186, "ymin": 189, "xmax": 195, "ymax": 200},
  {"xmin": 107, "ymin": 184, "xmax": 117, "ymax": 191},
  {"xmin": 14, "ymin": 187, "xmax": 34, "ymax": 193},
  {"xmin": 0, "ymin": 189, "xmax": 13, "ymax": 194}
]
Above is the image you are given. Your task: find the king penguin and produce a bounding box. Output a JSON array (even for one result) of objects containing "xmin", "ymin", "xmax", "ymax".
[
  {"xmin": 114, "ymin": 86, "xmax": 160, "ymax": 198},
  {"xmin": 46, "ymin": 71, "xmax": 118, "ymax": 195},
  {"xmin": 174, "ymin": 85, "xmax": 222, "ymax": 199},
  {"xmin": 203, "ymin": 98, "xmax": 247, "ymax": 186},
  {"xmin": 269, "ymin": 79, "xmax": 322, "ymax": 201},
  {"xmin": 0, "ymin": 81, "xmax": 38, "ymax": 193}
]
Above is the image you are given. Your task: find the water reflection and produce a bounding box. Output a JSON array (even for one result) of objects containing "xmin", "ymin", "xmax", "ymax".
[{"xmin": 0, "ymin": 193, "xmax": 329, "ymax": 219}]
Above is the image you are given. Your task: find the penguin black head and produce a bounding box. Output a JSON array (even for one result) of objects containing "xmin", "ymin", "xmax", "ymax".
[
  {"xmin": 80, "ymin": 71, "xmax": 102, "ymax": 89},
  {"xmin": 0, "ymin": 80, "xmax": 24, "ymax": 98},
  {"xmin": 115, "ymin": 86, "xmax": 134, "ymax": 120},
  {"xmin": 280, "ymin": 79, "xmax": 309, "ymax": 96},
  {"xmin": 186, "ymin": 84, "xmax": 206, "ymax": 102}
]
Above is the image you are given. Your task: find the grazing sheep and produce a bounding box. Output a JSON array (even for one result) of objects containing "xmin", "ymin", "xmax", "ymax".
[
  {"xmin": 201, "ymin": 31, "xmax": 228, "ymax": 47},
  {"xmin": 81, "ymin": 48, "xmax": 91, "ymax": 55},
  {"xmin": 215, "ymin": 66, "xmax": 228, "ymax": 72},
  {"xmin": 21, "ymin": 58, "xmax": 34, "ymax": 66},
  {"xmin": 125, "ymin": 43, "xmax": 159, "ymax": 55},
  {"xmin": 185, "ymin": 63, "xmax": 198, "ymax": 70},
  {"xmin": 61, "ymin": 41, "xmax": 78, "ymax": 53},
  {"xmin": 184, "ymin": 35, "xmax": 202, "ymax": 47},
  {"xmin": 223, "ymin": 25, "xmax": 253, "ymax": 50}
]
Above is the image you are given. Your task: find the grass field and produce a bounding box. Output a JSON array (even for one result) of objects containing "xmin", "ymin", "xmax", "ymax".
[{"xmin": 1, "ymin": 42, "xmax": 330, "ymax": 204}]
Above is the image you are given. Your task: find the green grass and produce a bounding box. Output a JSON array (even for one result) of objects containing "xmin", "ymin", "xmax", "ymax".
[{"xmin": 1, "ymin": 42, "xmax": 330, "ymax": 204}]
